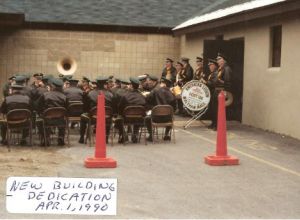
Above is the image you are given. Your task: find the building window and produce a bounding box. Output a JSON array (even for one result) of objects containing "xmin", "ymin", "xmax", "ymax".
[{"xmin": 270, "ymin": 25, "xmax": 282, "ymax": 67}]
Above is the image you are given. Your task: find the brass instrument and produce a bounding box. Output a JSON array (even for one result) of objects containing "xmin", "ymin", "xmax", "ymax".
[{"xmin": 57, "ymin": 57, "xmax": 77, "ymax": 76}]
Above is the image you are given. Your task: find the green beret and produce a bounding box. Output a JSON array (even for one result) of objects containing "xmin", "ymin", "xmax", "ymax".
[{"xmin": 130, "ymin": 77, "xmax": 140, "ymax": 85}]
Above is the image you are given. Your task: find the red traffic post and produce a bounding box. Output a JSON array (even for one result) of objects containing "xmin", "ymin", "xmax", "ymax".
[
  {"xmin": 204, "ymin": 91, "xmax": 239, "ymax": 166},
  {"xmin": 84, "ymin": 94, "xmax": 117, "ymax": 168}
]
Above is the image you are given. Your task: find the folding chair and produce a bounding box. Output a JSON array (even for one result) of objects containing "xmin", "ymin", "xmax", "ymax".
[
  {"xmin": 86, "ymin": 106, "xmax": 114, "ymax": 147},
  {"xmin": 6, "ymin": 109, "xmax": 32, "ymax": 151},
  {"xmin": 122, "ymin": 105, "xmax": 147, "ymax": 145},
  {"xmin": 67, "ymin": 101, "xmax": 83, "ymax": 129},
  {"xmin": 41, "ymin": 107, "xmax": 69, "ymax": 147},
  {"xmin": 151, "ymin": 105, "xmax": 175, "ymax": 144}
]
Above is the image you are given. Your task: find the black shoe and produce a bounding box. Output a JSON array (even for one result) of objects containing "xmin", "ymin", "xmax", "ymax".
[
  {"xmin": 146, "ymin": 136, "xmax": 153, "ymax": 142},
  {"xmin": 163, "ymin": 135, "xmax": 171, "ymax": 141},
  {"xmin": 208, "ymin": 123, "xmax": 216, "ymax": 129},
  {"xmin": 58, "ymin": 139, "xmax": 65, "ymax": 146},
  {"xmin": 78, "ymin": 136, "xmax": 84, "ymax": 144},
  {"xmin": 20, "ymin": 139, "xmax": 27, "ymax": 146},
  {"xmin": 132, "ymin": 135, "xmax": 138, "ymax": 143}
]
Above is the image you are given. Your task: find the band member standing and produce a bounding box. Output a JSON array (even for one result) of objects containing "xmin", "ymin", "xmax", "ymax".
[
  {"xmin": 173, "ymin": 61, "xmax": 185, "ymax": 115},
  {"xmin": 161, "ymin": 58, "xmax": 177, "ymax": 85},
  {"xmin": 193, "ymin": 56, "xmax": 206, "ymax": 83},
  {"xmin": 181, "ymin": 57, "xmax": 194, "ymax": 84},
  {"xmin": 206, "ymin": 59, "xmax": 219, "ymax": 130},
  {"xmin": 209, "ymin": 53, "xmax": 232, "ymax": 130}
]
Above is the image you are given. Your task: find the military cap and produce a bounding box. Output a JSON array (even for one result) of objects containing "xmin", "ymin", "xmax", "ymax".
[
  {"xmin": 96, "ymin": 76, "xmax": 109, "ymax": 83},
  {"xmin": 68, "ymin": 79, "xmax": 79, "ymax": 86},
  {"xmin": 129, "ymin": 77, "xmax": 140, "ymax": 85},
  {"xmin": 42, "ymin": 75, "xmax": 53, "ymax": 84},
  {"xmin": 181, "ymin": 57, "xmax": 190, "ymax": 62},
  {"xmin": 82, "ymin": 76, "xmax": 90, "ymax": 82},
  {"xmin": 51, "ymin": 78, "xmax": 64, "ymax": 87},
  {"xmin": 148, "ymin": 75, "xmax": 158, "ymax": 81},
  {"xmin": 116, "ymin": 78, "xmax": 130, "ymax": 85},
  {"xmin": 216, "ymin": 52, "xmax": 227, "ymax": 61},
  {"xmin": 11, "ymin": 84, "xmax": 24, "ymax": 90},
  {"xmin": 62, "ymin": 74, "xmax": 73, "ymax": 82},
  {"xmin": 196, "ymin": 57, "xmax": 203, "ymax": 62},
  {"xmin": 160, "ymin": 77, "xmax": 172, "ymax": 87},
  {"xmin": 109, "ymin": 75, "xmax": 114, "ymax": 79},
  {"xmin": 176, "ymin": 61, "xmax": 184, "ymax": 67},
  {"xmin": 208, "ymin": 58, "xmax": 218, "ymax": 66},
  {"xmin": 138, "ymin": 74, "xmax": 148, "ymax": 82},
  {"xmin": 8, "ymin": 75, "xmax": 16, "ymax": 80},
  {"xmin": 15, "ymin": 75, "xmax": 26, "ymax": 84},
  {"xmin": 166, "ymin": 58, "xmax": 174, "ymax": 63},
  {"xmin": 33, "ymin": 73, "xmax": 43, "ymax": 78}
]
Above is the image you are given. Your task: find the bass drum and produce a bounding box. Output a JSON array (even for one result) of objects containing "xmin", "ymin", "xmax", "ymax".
[{"xmin": 181, "ymin": 80, "xmax": 211, "ymax": 112}]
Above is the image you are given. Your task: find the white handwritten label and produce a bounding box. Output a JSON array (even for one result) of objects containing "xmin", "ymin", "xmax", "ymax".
[{"xmin": 6, "ymin": 177, "xmax": 117, "ymax": 215}]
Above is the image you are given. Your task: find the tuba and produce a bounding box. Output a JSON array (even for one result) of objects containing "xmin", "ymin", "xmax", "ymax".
[{"xmin": 57, "ymin": 57, "xmax": 77, "ymax": 76}]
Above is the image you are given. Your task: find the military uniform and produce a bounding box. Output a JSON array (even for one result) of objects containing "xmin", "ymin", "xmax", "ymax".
[
  {"xmin": 161, "ymin": 66, "xmax": 177, "ymax": 85},
  {"xmin": 210, "ymin": 55, "xmax": 232, "ymax": 129},
  {"xmin": 37, "ymin": 79, "xmax": 68, "ymax": 145},
  {"xmin": 0, "ymin": 85, "xmax": 32, "ymax": 145},
  {"xmin": 145, "ymin": 78, "xmax": 176, "ymax": 141},
  {"xmin": 64, "ymin": 86, "xmax": 83, "ymax": 103},
  {"xmin": 117, "ymin": 77, "xmax": 146, "ymax": 143},
  {"xmin": 79, "ymin": 77, "xmax": 114, "ymax": 144}
]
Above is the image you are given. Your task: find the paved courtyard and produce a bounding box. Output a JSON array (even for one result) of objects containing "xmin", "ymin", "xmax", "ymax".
[{"xmin": 0, "ymin": 117, "xmax": 299, "ymax": 219}]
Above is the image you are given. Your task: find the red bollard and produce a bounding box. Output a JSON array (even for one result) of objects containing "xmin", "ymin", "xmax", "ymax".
[
  {"xmin": 204, "ymin": 91, "xmax": 239, "ymax": 166},
  {"xmin": 84, "ymin": 94, "xmax": 117, "ymax": 168}
]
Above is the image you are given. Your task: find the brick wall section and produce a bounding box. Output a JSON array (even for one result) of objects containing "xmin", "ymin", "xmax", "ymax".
[{"xmin": 0, "ymin": 29, "xmax": 180, "ymax": 94}]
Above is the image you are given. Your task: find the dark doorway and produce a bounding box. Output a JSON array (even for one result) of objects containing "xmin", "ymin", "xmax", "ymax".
[{"xmin": 203, "ymin": 38, "xmax": 244, "ymax": 122}]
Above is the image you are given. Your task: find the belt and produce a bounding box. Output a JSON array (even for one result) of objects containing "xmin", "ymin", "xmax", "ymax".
[{"xmin": 215, "ymin": 87, "xmax": 224, "ymax": 91}]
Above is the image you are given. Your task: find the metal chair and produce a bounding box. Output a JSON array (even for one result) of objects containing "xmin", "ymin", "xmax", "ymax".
[
  {"xmin": 151, "ymin": 105, "xmax": 175, "ymax": 144},
  {"xmin": 67, "ymin": 101, "xmax": 83, "ymax": 129},
  {"xmin": 122, "ymin": 105, "xmax": 147, "ymax": 145},
  {"xmin": 86, "ymin": 106, "xmax": 114, "ymax": 147},
  {"xmin": 41, "ymin": 107, "xmax": 69, "ymax": 147},
  {"xmin": 6, "ymin": 109, "xmax": 32, "ymax": 151}
]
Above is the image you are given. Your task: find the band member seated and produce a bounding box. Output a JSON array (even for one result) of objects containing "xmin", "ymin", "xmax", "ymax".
[
  {"xmin": 138, "ymin": 74, "xmax": 149, "ymax": 93},
  {"xmin": 146, "ymin": 75, "xmax": 160, "ymax": 92},
  {"xmin": 161, "ymin": 58, "xmax": 176, "ymax": 85},
  {"xmin": 117, "ymin": 77, "xmax": 146, "ymax": 143},
  {"xmin": 31, "ymin": 75, "xmax": 51, "ymax": 111},
  {"xmin": 14, "ymin": 75, "xmax": 32, "ymax": 98},
  {"xmin": 37, "ymin": 78, "xmax": 68, "ymax": 146},
  {"xmin": 0, "ymin": 84, "xmax": 32, "ymax": 145},
  {"xmin": 64, "ymin": 79, "xmax": 83, "ymax": 103},
  {"xmin": 145, "ymin": 77, "xmax": 176, "ymax": 141},
  {"xmin": 193, "ymin": 56, "xmax": 206, "ymax": 83},
  {"xmin": 209, "ymin": 53, "xmax": 232, "ymax": 130},
  {"xmin": 80, "ymin": 76, "xmax": 92, "ymax": 95},
  {"xmin": 181, "ymin": 57, "xmax": 194, "ymax": 84},
  {"xmin": 3, "ymin": 75, "xmax": 16, "ymax": 97},
  {"xmin": 79, "ymin": 76, "xmax": 114, "ymax": 144}
]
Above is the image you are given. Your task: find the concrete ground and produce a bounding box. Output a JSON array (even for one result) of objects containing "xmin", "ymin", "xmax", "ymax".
[{"xmin": 0, "ymin": 117, "xmax": 300, "ymax": 219}]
